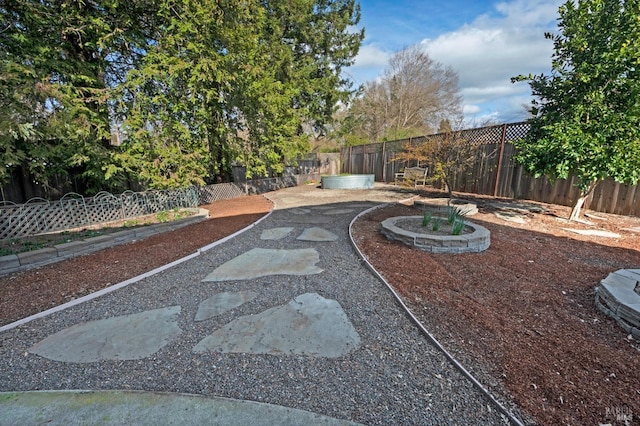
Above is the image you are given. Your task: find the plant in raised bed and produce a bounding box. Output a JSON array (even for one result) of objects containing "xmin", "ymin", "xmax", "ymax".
[
  {"xmin": 422, "ymin": 211, "xmax": 433, "ymax": 227},
  {"xmin": 446, "ymin": 206, "xmax": 466, "ymax": 226},
  {"xmin": 452, "ymin": 219, "xmax": 466, "ymax": 235}
]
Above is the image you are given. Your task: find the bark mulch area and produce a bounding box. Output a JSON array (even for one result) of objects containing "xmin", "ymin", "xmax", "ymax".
[
  {"xmin": 0, "ymin": 195, "xmax": 273, "ymax": 327},
  {"xmin": 351, "ymin": 193, "xmax": 640, "ymax": 426}
]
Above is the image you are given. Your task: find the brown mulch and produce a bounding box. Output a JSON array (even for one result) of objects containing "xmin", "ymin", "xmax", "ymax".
[
  {"xmin": 352, "ymin": 195, "xmax": 640, "ymax": 426},
  {"xmin": 1, "ymin": 190, "xmax": 639, "ymax": 425}
]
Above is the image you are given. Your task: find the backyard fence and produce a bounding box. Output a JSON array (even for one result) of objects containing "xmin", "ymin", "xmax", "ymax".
[
  {"xmin": 0, "ymin": 175, "xmax": 303, "ymax": 241},
  {"xmin": 0, "ymin": 187, "xmax": 199, "ymax": 240},
  {"xmin": 341, "ymin": 122, "xmax": 640, "ymax": 216}
]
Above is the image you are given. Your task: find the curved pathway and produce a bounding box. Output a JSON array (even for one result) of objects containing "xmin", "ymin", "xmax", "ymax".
[{"xmin": 0, "ymin": 185, "xmax": 519, "ymax": 425}]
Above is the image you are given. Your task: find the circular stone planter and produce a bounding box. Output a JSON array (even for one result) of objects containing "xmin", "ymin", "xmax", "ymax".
[
  {"xmin": 321, "ymin": 174, "xmax": 375, "ymax": 190},
  {"xmin": 381, "ymin": 216, "xmax": 490, "ymax": 254}
]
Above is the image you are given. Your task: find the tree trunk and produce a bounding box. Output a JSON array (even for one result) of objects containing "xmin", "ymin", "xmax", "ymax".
[
  {"xmin": 569, "ymin": 181, "xmax": 598, "ymax": 221},
  {"xmin": 444, "ymin": 176, "xmax": 453, "ymax": 203}
]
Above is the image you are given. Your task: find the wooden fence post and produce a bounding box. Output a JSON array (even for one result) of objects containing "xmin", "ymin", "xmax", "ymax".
[
  {"xmin": 362, "ymin": 144, "xmax": 366, "ymax": 174},
  {"xmin": 382, "ymin": 141, "xmax": 386, "ymax": 182},
  {"xmin": 494, "ymin": 124, "xmax": 508, "ymax": 197}
]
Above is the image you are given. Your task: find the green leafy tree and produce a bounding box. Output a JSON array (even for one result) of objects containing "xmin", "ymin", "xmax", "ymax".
[
  {"xmin": 1, "ymin": 0, "xmax": 158, "ymax": 194},
  {"xmin": 512, "ymin": 0, "xmax": 640, "ymax": 220},
  {"xmin": 117, "ymin": 0, "xmax": 362, "ymax": 187},
  {"xmin": 2, "ymin": 0, "xmax": 362, "ymax": 193}
]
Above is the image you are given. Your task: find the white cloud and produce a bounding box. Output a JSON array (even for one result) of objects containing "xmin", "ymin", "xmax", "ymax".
[
  {"xmin": 421, "ymin": 0, "xmax": 563, "ymax": 121},
  {"xmin": 345, "ymin": 0, "xmax": 564, "ymax": 122},
  {"xmin": 352, "ymin": 43, "xmax": 391, "ymax": 69},
  {"xmin": 463, "ymin": 104, "xmax": 481, "ymax": 115}
]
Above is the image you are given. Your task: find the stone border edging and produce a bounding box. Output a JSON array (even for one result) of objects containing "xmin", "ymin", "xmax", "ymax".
[{"xmin": 0, "ymin": 209, "xmax": 210, "ymax": 277}]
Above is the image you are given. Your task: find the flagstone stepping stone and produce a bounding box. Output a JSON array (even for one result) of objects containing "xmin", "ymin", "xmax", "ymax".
[
  {"xmin": 193, "ymin": 293, "xmax": 360, "ymax": 358},
  {"xmin": 322, "ymin": 208, "xmax": 355, "ymax": 215},
  {"xmin": 488, "ymin": 201, "xmax": 547, "ymax": 214},
  {"xmin": 563, "ymin": 228, "xmax": 621, "ymax": 238},
  {"xmin": 494, "ymin": 211, "xmax": 527, "ymax": 224},
  {"xmin": 296, "ymin": 227, "xmax": 338, "ymax": 242},
  {"xmin": 29, "ymin": 307, "xmax": 181, "ymax": 363},
  {"xmin": 260, "ymin": 227, "xmax": 294, "ymax": 240},
  {"xmin": 202, "ymin": 248, "xmax": 323, "ymax": 282},
  {"xmin": 195, "ymin": 291, "xmax": 258, "ymax": 322},
  {"xmin": 289, "ymin": 208, "xmax": 312, "ymax": 215}
]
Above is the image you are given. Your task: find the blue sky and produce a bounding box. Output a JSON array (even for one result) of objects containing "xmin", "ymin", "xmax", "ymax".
[{"xmin": 346, "ymin": 0, "xmax": 564, "ymax": 125}]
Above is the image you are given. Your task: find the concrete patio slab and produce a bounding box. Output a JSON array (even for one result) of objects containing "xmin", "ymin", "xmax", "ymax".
[{"xmin": 0, "ymin": 390, "xmax": 362, "ymax": 426}]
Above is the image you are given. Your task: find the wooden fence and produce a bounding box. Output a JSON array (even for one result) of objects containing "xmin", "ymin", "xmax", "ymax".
[{"xmin": 341, "ymin": 122, "xmax": 640, "ymax": 217}]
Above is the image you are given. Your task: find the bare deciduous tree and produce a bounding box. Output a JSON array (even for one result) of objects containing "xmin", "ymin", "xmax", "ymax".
[{"xmin": 347, "ymin": 45, "xmax": 463, "ymax": 142}]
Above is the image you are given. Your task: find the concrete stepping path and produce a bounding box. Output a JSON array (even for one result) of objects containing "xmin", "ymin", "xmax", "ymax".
[
  {"xmin": 195, "ymin": 291, "xmax": 257, "ymax": 322},
  {"xmin": 297, "ymin": 227, "xmax": 339, "ymax": 242},
  {"xmin": 260, "ymin": 227, "xmax": 294, "ymax": 240},
  {"xmin": 1, "ymin": 185, "xmax": 514, "ymax": 425}
]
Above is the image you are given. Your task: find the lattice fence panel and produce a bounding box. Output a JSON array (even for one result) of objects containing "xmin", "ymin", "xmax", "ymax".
[
  {"xmin": 1, "ymin": 187, "xmax": 199, "ymax": 240},
  {"xmin": 197, "ymin": 183, "xmax": 244, "ymax": 205}
]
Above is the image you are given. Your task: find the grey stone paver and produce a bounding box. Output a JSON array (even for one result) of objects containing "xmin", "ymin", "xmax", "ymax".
[
  {"xmin": 494, "ymin": 211, "xmax": 527, "ymax": 224},
  {"xmin": 193, "ymin": 293, "xmax": 360, "ymax": 358},
  {"xmin": 297, "ymin": 227, "xmax": 339, "ymax": 242},
  {"xmin": 260, "ymin": 227, "xmax": 294, "ymax": 240},
  {"xmin": 287, "ymin": 215, "xmax": 333, "ymax": 224},
  {"xmin": 201, "ymin": 248, "xmax": 323, "ymax": 281},
  {"xmin": 194, "ymin": 291, "xmax": 257, "ymax": 322},
  {"xmin": 322, "ymin": 208, "xmax": 355, "ymax": 215},
  {"xmin": 29, "ymin": 306, "xmax": 182, "ymax": 362},
  {"xmin": 563, "ymin": 228, "xmax": 621, "ymax": 238}
]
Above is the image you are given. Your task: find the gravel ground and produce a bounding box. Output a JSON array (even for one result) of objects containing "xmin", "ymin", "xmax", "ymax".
[{"xmin": 0, "ymin": 187, "xmax": 515, "ymax": 425}]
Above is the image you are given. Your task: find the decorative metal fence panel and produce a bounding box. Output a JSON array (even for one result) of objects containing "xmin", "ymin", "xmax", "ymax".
[
  {"xmin": 1, "ymin": 187, "xmax": 198, "ymax": 240},
  {"xmin": 196, "ymin": 183, "xmax": 245, "ymax": 205},
  {"xmin": 1, "ymin": 176, "xmax": 301, "ymax": 240}
]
